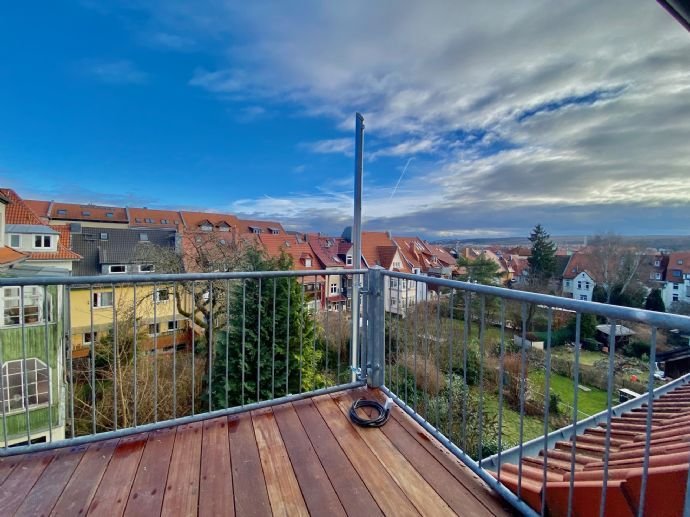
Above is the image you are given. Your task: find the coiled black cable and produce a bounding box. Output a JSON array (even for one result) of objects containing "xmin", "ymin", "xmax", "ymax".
[{"xmin": 349, "ymin": 398, "xmax": 391, "ymax": 427}]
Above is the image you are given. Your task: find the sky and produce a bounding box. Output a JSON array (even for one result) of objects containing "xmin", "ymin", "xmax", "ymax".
[{"xmin": 1, "ymin": 1, "xmax": 689, "ymax": 239}]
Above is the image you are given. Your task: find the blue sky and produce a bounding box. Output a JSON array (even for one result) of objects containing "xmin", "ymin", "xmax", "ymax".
[{"xmin": 1, "ymin": 1, "xmax": 690, "ymax": 239}]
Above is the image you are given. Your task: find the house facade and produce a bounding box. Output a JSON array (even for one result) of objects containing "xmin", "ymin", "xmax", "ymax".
[{"xmin": 662, "ymin": 252, "xmax": 690, "ymax": 309}]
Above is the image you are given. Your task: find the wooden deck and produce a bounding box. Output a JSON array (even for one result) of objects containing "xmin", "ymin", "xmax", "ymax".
[{"xmin": 0, "ymin": 388, "xmax": 512, "ymax": 516}]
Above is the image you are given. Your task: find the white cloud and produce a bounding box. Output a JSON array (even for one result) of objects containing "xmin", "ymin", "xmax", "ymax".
[{"xmin": 300, "ymin": 138, "xmax": 353, "ymax": 155}]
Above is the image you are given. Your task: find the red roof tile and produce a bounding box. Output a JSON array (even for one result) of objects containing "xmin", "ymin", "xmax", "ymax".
[
  {"xmin": 236, "ymin": 218, "xmax": 285, "ymax": 235},
  {"xmin": 0, "ymin": 246, "xmax": 27, "ymax": 265},
  {"xmin": 47, "ymin": 201, "xmax": 128, "ymax": 223},
  {"xmin": 667, "ymin": 252, "xmax": 690, "ymax": 283},
  {"xmin": 259, "ymin": 234, "xmax": 322, "ymax": 272},
  {"xmin": 129, "ymin": 207, "xmax": 183, "ymax": 228}
]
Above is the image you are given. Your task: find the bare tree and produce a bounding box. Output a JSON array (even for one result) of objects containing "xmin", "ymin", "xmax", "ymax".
[{"xmin": 589, "ymin": 233, "xmax": 643, "ymax": 304}]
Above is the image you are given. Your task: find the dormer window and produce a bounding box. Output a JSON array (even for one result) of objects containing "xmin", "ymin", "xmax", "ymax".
[
  {"xmin": 135, "ymin": 218, "xmax": 142, "ymax": 223},
  {"xmin": 139, "ymin": 233, "xmax": 149, "ymax": 242},
  {"xmin": 109, "ymin": 265, "xmax": 126, "ymax": 274},
  {"xmin": 82, "ymin": 211, "xmax": 90, "ymax": 216},
  {"xmin": 161, "ymin": 219, "xmax": 169, "ymax": 224},
  {"xmin": 33, "ymin": 235, "xmax": 53, "ymax": 249},
  {"xmin": 217, "ymin": 223, "xmax": 230, "ymax": 232},
  {"xmin": 138, "ymin": 264, "xmax": 154, "ymax": 273},
  {"xmin": 249, "ymin": 226, "xmax": 262, "ymax": 234},
  {"xmin": 346, "ymin": 255, "xmax": 353, "ymax": 265},
  {"xmin": 304, "ymin": 257, "xmax": 312, "ymax": 267},
  {"xmin": 145, "ymin": 218, "xmax": 154, "ymax": 224},
  {"xmin": 199, "ymin": 222, "xmax": 213, "ymax": 232},
  {"xmin": 57, "ymin": 209, "xmax": 67, "ymax": 216},
  {"xmin": 106, "ymin": 212, "xmax": 114, "ymax": 218},
  {"xmin": 268, "ymin": 227, "xmax": 280, "ymax": 235}
]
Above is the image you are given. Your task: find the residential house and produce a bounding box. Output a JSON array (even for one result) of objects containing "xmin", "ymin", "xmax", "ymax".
[
  {"xmin": 663, "ymin": 252, "xmax": 690, "ymax": 309},
  {"xmin": 393, "ymin": 236, "xmax": 457, "ymax": 278},
  {"xmin": 305, "ymin": 234, "xmax": 349, "ymax": 311},
  {"xmin": 26, "ymin": 200, "xmax": 129, "ymax": 229},
  {"xmin": 0, "ymin": 189, "xmax": 79, "ymax": 446},
  {"xmin": 69, "ymin": 226, "xmax": 191, "ymax": 358},
  {"xmin": 562, "ymin": 252, "xmax": 597, "ymax": 301}
]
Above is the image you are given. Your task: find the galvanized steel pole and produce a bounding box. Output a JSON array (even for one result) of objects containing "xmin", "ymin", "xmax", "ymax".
[{"xmin": 351, "ymin": 113, "xmax": 364, "ymax": 382}]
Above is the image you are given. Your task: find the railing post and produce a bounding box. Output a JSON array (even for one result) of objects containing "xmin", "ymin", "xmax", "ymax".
[{"xmin": 366, "ymin": 267, "xmax": 385, "ymax": 388}]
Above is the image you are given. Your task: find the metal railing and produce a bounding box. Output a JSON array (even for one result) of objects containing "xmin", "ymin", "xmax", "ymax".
[
  {"xmin": 0, "ymin": 269, "xmax": 366, "ymax": 453},
  {"xmin": 4, "ymin": 266, "xmax": 690, "ymax": 515},
  {"xmin": 368, "ymin": 269, "xmax": 690, "ymax": 517}
]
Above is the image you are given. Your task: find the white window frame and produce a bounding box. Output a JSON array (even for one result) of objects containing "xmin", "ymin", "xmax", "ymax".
[
  {"xmin": 346, "ymin": 255, "xmax": 353, "ymax": 265},
  {"xmin": 654, "ymin": 260, "xmax": 661, "ymax": 267},
  {"xmin": 154, "ymin": 288, "xmax": 170, "ymax": 303},
  {"xmin": 304, "ymin": 257, "xmax": 312, "ymax": 267},
  {"xmin": 577, "ymin": 281, "xmax": 582, "ymax": 290},
  {"xmin": 108, "ymin": 265, "xmax": 126, "ymax": 274},
  {"xmin": 138, "ymin": 264, "xmax": 155, "ymax": 273},
  {"xmin": 673, "ymin": 293, "xmax": 680, "ymax": 302},
  {"xmin": 579, "ymin": 294, "xmax": 588, "ymax": 301},
  {"xmin": 33, "ymin": 235, "xmax": 53, "ymax": 249},
  {"xmin": 2, "ymin": 286, "xmax": 45, "ymax": 326},
  {"xmin": 9, "ymin": 234, "xmax": 20, "ymax": 248},
  {"xmin": 92, "ymin": 291, "xmax": 114, "ymax": 308},
  {"xmin": 329, "ymin": 283, "xmax": 339, "ymax": 295},
  {"xmin": 148, "ymin": 323, "xmax": 161, "ymax": 336},
  {"xmin": 83, "ymin": 331, "xmax": 98, "ymax": 346},
  {"xmin": 655, "ymin": 272, "xmax": 661, "ymax": 280},
  {"xmin": 2, "ymin": 358, "xmax": 50, "ymax": 413},
  {"xmin": 166, "ymin": 320, "xmax": 180, "ymax": 332}
]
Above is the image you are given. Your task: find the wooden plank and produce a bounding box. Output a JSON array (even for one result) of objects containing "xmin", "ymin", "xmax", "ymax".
[
  {"xmin": 341, "ymin": 390, "xmax": 493, "ymax": 516},
  {"xmin": 313, "ymin": 394, "xmax": 419, "ymax": 517},
  {"xmin": 272, "ymin": 403, "xmax": 345, "ymax": 517},
  {"xmin": 0, "ymin": 455, "xmax": 20, "ymax": 485},
  {"xmin": 330, "ymin": 392, "xmax": 454, "ymax": 517},
  {"xmin": 124, "ymin": 427, "xmax": 176, "ymax": 517},
  {"xmin": 88, "ymin": 434, "xmax": 148, "ymax": 516},
  {"xmin": 51, "ymin": 440, "xmax": 119, "ymax": 516},
  {"xmin": 293, "ymin": 398, "xmax": 383, "ymax": 517},
  {"xmin": 199, "ymin": 417, "xmax": 234, "ymax": 517},
  {"xmin": 161, "ymin": 421, "xmax": 203, "ymax": 517},
  {"xmin": 14, "ymin": 447, "xmax": 86, "ymax": 517},
  {"xmin": 227, "ymin": 412, "xmax": 271, "ymax": 517},
  {"xmin": 369, "ymin": 389, "xmax": 511, "ymax": 516},
  {"xmin": 0, "ymin": 451, "xmax": 54, "ymax": 515},
  {"xmin": 251, "ymin": 408, "xmax": 309, "ymax": 517}
]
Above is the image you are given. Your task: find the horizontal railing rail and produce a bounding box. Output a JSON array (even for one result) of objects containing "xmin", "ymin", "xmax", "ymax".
[{"xmin": 375, "ymin": 270, "xmax": 690, "ymax": 517}]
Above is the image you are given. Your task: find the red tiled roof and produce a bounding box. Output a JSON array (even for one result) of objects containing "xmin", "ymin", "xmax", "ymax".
[
  {"xmin": 0, "ymin": 189, "xmax": 82, "ymax": 262},
  {"xmin": 495, "ymin": 382, "xmax": 690, "ymax": 516},
  {"xmin": 259, "ymin": 234, "xmax": 323, "ymax": 272},
  {"xmin": 305, "ymin": 234, "xmax": 346, "ymax": 268},
  {"xmin": 0, "ymin": 246, "xmax": 27, "ymax": 265},
  {"xmin": 562, "ymin": 252, "xmax": 599, "ymax": 280},
  {"xmin": 24, "ymin": 199, "xmax": 51, "ymax": 220},
  {"xmin": 129, "ymin": 207, "xmax": 183, "ymax": 228},
  {"xmin": 667, "ymin": 252, "xmax": 690, "ymax": 283},
  {"xmin": 360, "ymin": 232, "xmax": 409, "ymax": 272},
  {"xmin": 236, "ymin": 218, "xmax": 286, "ymax": 235},
  {"xmin": 180, "ymin": 211, "xmax": 240, "ymax": 231},
  {"xmin": 47, "ymin": 201, "xmax": 128, "ymax": 223}
]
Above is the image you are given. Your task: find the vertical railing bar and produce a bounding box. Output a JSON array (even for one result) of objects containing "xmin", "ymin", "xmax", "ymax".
[
  {"xmin": 67, "ymin": 285, "xmax": 75, "ymax": 439},
  {"xmin": 478, "ymin": 294, "xmax": 486, "ymax": 465},
  {"xmin": 0, "ymin": 286, "xmax": 7, "ymax": 446},
  {"xmin": 423, "ymin": 284, "xmax": 430, "ymax": 416},
  {"xmin": 191, "ymin": 280, "xmax": 196, "ymax": 415},
  {"xmin": 496, "ymin": 298, "xmax": 506, "ymax": 482},
  {"xmin": 462, "ymin": 290, "xmax": 470, "ymax": 451},
  {"xmin": 386, "ymin": 278, "xmax": 392, "ymax": 388},
  {"xmin": 567, "ymin": 312, "xmax": 582, "ymax": 517},
  {"xmin": 413, "ymin": 279, "xmax": 419, "ymax": 411},
  {"xmin": 638, "ymin": 326, "xmax": 657, "ymax": 517},
  {"xmin": 447, "ymin": 288, "xmax": 455, "ymax": 440},
  {"xmin": 44, "ymin": 285, "xmax": 53, "ymax": 442},
  {"xmin": 153, "ymin": 282, "xmax": 159, "ymax": 422},
  {"xmin": 272, "ymin": 278, "xmax": 276, "ymax": 399},
  {"xmin": 257, "ymin": 278, "xmax": 262, "ymax": 403},
  {"xmin": 312, "ymin": 274, "xmax": 317, "ymax": 391},
  {"xmin": 172, "ymin": 282, "xmax": 177, "ymax": 418},
  {"xmin": 89, "ymin": 284, "xmax": 96, "ymax": 436},
  {"xmin": 324, "ymin": 278, "xmax": 329, "ymax": 388},
  {"xmin": 299, "ymin": 280, "xmax": 305, "ymax": 394},
  {"xmin": 207, "ymin": 281, "xmax": 213, "ymax": 413},
  {"xmin": 111, "ymin": 284, "xmax": 117, "ymax": 431},
  {"xmin": 336, "ymin": 285, "xmax": 341, "ymax": 383},
  {"xmin": 225, "ymin": 279, "xmax": 230, "ymax": 409},
  {"xmin": 396, "ymin": 277, "xmax": 402, "ymax": 396},
  {"xmin": 541, "ymin": 308, "xmax": 554, "ymax": 517},
  {"xmin": 133, "ymin": 284, "xmax": 138, "ymax": 426},
  {"xmin": 21, "ymin": 286, "xmax": 30, "ymax": 443},
  {"xmin": 517, "ymin": 302, "xmax": 528, "ymax": 498},
  {"xmin": 241, "ymin": 279, "xmax": 246, "ymax": 406},
  {"xmin": 435, "ymin": 286, "xmax": 442, "ymax": 431},
  {"xmin": 404, "ymin": 278, "xmax": 411, "ymax": 406},
  {"xmin": 599, "ymin": 319, "xmax": 617, "ymax": 517},
  {"xmin": 286, "ymin": 277, "xmax": 291, "ymax": 394}
]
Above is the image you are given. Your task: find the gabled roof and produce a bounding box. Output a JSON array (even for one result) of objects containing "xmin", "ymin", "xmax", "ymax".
[
  {"xmin": 23, "ymin": 199, "xmax": 50, "ymax": 217},
  {"xmin": 259, "ymin": 234, "xmax": 323, "ymax": 272},
  {"xmin": 667, "ymin": 252, "xmax": 690, "ymax": 283},
  {"xmin": 44, "ymin": 201, "xmax": 128, "ymax": 223},
  {"xmin": 305, "ymin": 234, "xmax": 346, "ymax": 268},
  {"xmin": 237, "ymin": 219, "xmax": 286, "ymax": 235},
  {"xmin": 0, "ymin": 246, "xmax": 27, "ymax": 266},
  {"xmin": 180, "ymin": 211, "xmax": 240, "ymax": 231},
  {"xmin": 360, "ymin": 232, "xmax": 409, "ymax": 272},
  {"xmin": 562, "ymin": 252, "xmax": 599, "ymax": 281},
  {"xmin": 1, "ymin": 189, "xmax": 82, "ymax": 262},
  {"xmin": 71, "ymin": 227, "xmax": 175, "ymax": 276},
  {"xmin": 128, "ymin": 207, "xmax": 182, "ymax": 228}
]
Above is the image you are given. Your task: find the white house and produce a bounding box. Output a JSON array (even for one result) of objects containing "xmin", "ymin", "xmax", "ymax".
[{"xmin": 662, "ymin": 252, "xmax": 690, "ymax": 309}]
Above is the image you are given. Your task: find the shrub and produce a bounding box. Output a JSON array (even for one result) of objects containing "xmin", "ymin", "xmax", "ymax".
[
  {"xmin": 622, "ymin": 340, "xmax": 650, "ymax": 359},
  {"xmin": 549, "ymin": 392, "xmax": 562, "ymax": 416},
  {"xmin": 582, "ymin": 338, "xmax": 600, "ymax": 351}
]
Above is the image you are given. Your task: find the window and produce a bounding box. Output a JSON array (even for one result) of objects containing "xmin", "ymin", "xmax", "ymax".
[
  {"xmin": 655, "ymin": 272, "xmax": 662, "ymax": 280},
  {"xmin": 167, "ymin": 320, "xmax": 179, "ymax": 332},
  {"xmin": 565, "ymin": 280, "xmax": 571, "ymax": 287},
  {"xmin": 83, "ymin": 331, "xmax": 98, "ymax": 346},
  {"xmin": 2, "ymin": 359, "xmax": 50, "ymax": 413},
  {"xmin": 585, "ymin": 282, "xmax": 590, "ymax": 290},
  {"xmin": 673, "ymin": 293, "xmax": 680, "ymax": 302},
  {"xmin": 579, "ymin": 295, "xmax": 588, "ymax": 301},
  {"xmin": 108, "ymin": 265, "xmax": 126, "ymax": 274},
  {"xmin": 139, "ymin": 233, "xmax": 149, "ymax": 242},
  {"xmin": 135, "ymin": 218, "xmax": 142, "ymax": 223},
  {"xmin": 106, "ymin": 212, "xmax": 114, "ymax": 218},
  {"xmin": 161, "ymin": 219, "xmax": 169, "ymax": 224},
  {"xmin": 654, "ymin": 260, "xmax": 661, "ymax": 267},
  {"xmin": 148, "ymin": 323, "xmax": 160, "ymax": 336},
  {"xmin": 673, "ymin": 270, "xmax": 682, "ymax": 278},
  {"xmin": 674, "ymin": 283, "xmax": 679, "ymax": 290},
  {"xmin": 346, "ymin": 255, "xmax": 353, "ymax": 265},
  {"xmin": 330, "ymin": 283, "xmax": 339, "ymax": 295},
  {"xmin": 271, "ymin": 229, "xmax": 279, "ymax": 235},
  {"xmin": 218, "ymin": 224, "xmax": 230, "ymax": 232},
  {"xmin": 100, "ymin": 232, "xmax": 108, "ymax": 240},
  {"xmin": 390, "ymin": 278, "xmax": 399, "ymax": 288},
  {"xmin": 577, "ymin": 281, "xmax": 582, "ymax": 289},
  {"xmin": 57, "ymin": 209, "xmax": 67, "ymax": 216},
  {"xmin": 138, "ymin": 264, "xmax": 154, "ymax": 273},
  {"xmin": 200, "ymin": 224, "xmax": 212, "ymax": 232},
  {"xmin": 9, "ymin": 234, "xmax": 20, "ymax": 248},
  {"xmin": 154, "ymin": 289, "xmax": 169, "ymax": 303},
  {"xmin": 679, "ymin": 259, "xmax": 684, "ymax": 265},
  {"xmin": 2, "ymin": 287, "xmax": 43, "ymax": 326},
  {"xmin": 33, "ymin": 235, "xmax": 52, "ymax": 248},
  {"xmin": 392, "ymin": 261, "xmax": 401, "ymax": 269},
  {"xmin": 304, "ymin": 257, "xmax": 312, "ymax": 267},
  {"xmin": 82, "ymin": 211, "xmax": 90, "ymax": 216},
  {"xmin": 144, "ymin": 218, "xmax": 154, "ymax": 224},
  {"xmin": 92, "ymin": 291, "xmax": 114, "ymax": 308}
]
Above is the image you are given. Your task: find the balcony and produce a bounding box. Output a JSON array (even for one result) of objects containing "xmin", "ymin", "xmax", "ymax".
[{"xmin": 1, "ymin": 268, "xmax": 690, "ymax": 515}]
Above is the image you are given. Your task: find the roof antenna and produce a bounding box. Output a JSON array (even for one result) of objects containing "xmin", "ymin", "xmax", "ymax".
[{"xmin": 389, "ymin": 157, "xmax": 413, "ymax": 200}]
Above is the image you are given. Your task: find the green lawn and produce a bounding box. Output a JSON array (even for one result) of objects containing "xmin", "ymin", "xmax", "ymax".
[
  {"xmin": 551, "ymin": 347, "xmax": 604, "ymax": 366},
  {"xmin": 530, "ymin": 370, "xmax": 609, "ymax": 417}
]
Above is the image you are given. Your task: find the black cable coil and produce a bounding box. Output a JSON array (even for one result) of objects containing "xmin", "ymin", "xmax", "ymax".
[{"xmin": 349, "ymin": 398, "xmax": 391, "ymax": 428}]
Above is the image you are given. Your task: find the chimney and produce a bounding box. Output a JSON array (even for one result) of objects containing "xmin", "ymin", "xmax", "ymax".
[{"xmin": 386, "ymin": 230, "xmax": 392, "ymax": 240}]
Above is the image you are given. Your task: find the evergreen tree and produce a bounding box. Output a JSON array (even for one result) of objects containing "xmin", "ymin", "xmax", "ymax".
[
  {"xmin": 645, "ymin": 288, "xmax": 666, "ymax": 312},
  {"xmin": 205, "ymin": 248, "xmax": 324, "ymax": 409},
  {"xmin": 527, "ymin": 224, "xmax": 557, "ymax": 287},
  {"xmin": 456, "ymin": 254, "xmax": 501, "ymax": 285}
]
